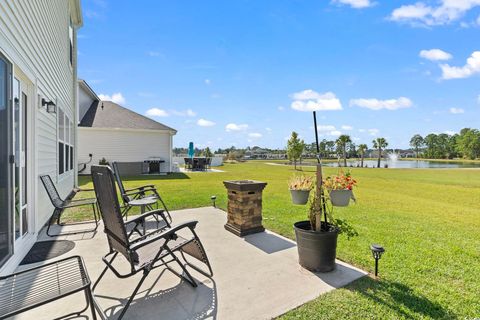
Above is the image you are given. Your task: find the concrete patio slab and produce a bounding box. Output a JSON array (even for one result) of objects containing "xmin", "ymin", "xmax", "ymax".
[{"xmin": 12, "ymin": 207, "xmax": 366, "ymax": 320}]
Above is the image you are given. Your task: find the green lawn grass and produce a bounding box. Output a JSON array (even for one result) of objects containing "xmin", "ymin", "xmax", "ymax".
[{"xmin": 73, "ymin": 162, "xmax": 480, "ymax": 319}]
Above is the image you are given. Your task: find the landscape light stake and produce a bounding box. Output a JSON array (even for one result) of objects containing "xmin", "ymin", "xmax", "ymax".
[
  {"xmin": 211, "ymin": 195, "xmax": 217, "ymax": 208},
  {"xmin": 370, "ymin": 244, "xmax": 385, "ymax": 277}
]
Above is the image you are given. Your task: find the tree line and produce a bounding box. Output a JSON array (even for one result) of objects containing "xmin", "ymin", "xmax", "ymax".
[
  {"xmin": 287, "ymin": 131, "xmax": 389, "ymax": 169},
  {"xmin": 410, "ymin": 128, "xmax": 480, "ymax": 160}
]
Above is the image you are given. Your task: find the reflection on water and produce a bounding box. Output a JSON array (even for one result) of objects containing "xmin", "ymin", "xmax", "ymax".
[{"xmin": 323, "ymin": 159, "xmax": 480, "ymax": 169}]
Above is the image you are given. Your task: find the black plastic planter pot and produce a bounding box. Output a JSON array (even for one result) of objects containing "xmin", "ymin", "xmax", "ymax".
[{"xmin": 294, "ymin": 221, "xmax": 339, "ymax": 272}]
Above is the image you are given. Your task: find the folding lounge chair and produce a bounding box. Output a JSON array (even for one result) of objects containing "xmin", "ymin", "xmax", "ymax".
[
  {"xmin": 90, "ymin": 165, "xmax": 213, "ymax": 320},
  {"xmin": 111, "ymin": 161, "xmax": 172, "ymax": 222},
  {"xmin": 40, "ymin": 175, "xmax": 99, "ymax": 237}
]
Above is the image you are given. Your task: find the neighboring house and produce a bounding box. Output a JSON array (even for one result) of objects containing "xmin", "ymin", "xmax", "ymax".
[
  {"xmin": 77, "ymin": 80, "xmax": 177, "ymax": 174},
  {"xmin": 0, "ymin": 1, "xmax": 82, "ymax": 274}
]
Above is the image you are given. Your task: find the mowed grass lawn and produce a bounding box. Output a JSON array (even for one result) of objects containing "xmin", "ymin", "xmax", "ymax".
[{"xmin": 73, "ymin": 161, "xmax": 480, "ymax": 319}]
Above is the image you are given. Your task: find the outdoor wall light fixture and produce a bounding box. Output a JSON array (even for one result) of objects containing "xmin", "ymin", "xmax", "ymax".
[
  {"xmin": 211, "ymin": 195, "xmax": 217, "ymax": 208},
  {"xmin": 41, "ymin": 98, "xmax": 57, "ymax": 114},
  {"xmin": 370, "ymin": 244, "xmax": 385, "ymax": 278}
]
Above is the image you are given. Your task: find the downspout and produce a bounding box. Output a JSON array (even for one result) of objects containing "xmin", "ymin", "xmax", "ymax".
[{"xmin": 73, "ymin": 24, "xmax": 79, "ymax": 187}]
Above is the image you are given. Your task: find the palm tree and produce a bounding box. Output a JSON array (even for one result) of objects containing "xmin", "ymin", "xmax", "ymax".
[
  {"xmin": 409, "ymin": 134, "xmax": 425, "ymax": 159},
  {"xmin": 372, "ymin": 137, "xmax": 388, "ymax": 168},
  {"xmin": 358, "ymin": 144, "xmax": 368, "ymax": 167},
  {"xmin": 336, "ymin": 135, "xmax": 352, "ymax": 167}
]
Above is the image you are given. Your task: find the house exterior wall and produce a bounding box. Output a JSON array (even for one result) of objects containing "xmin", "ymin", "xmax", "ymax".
[
  {"xmin": 0, "ymin": 0, "xmax": 81, "ymax": 273},
  {"xmin": 78, "ymin": 128, "xmax": 174, "ymax": 174}
]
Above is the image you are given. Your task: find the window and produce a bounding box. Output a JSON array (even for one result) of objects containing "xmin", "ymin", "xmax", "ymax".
[{"xmin": 58, "ymin": 108, "xmax": 74, "ymax": 175}]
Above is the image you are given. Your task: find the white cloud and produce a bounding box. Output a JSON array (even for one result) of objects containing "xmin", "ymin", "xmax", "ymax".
[
  {"xmin": 171, "ymin": 109, "xmax": 197, "ymax": 117},
  {"xmin": 98, "ymin": 92, "xmax": 126, "ymax": 105},
  {"xmin": 358, "ymin": 129, "xmax": 366, "ymax": 133},
  {"xmin": 278, "ymin": 106, "xmax": 285, "ymax": 111},
  {"xmin": 204, "ymin": 79, "xmax": 211, "ymax": 85},
  {"xmin": 265, "ymin": 127, "xmax": 272, "ymax": 133},
  {"xmin": 444, "ymin": 130, "xmax": 456, "ymax": 135},
  {"xmin": 341, "ymin": 125, "xmax": 353, "ymax": 130},
  {"xmin": 317, "ymin": 125, "xmax": 336, "ymax": 131},
  {"xmin": 349, "ymin": 97, "xmax": 413, "ymax": 110},
  {"xmin": 290, "ymin": 90, "xmax": 343, "ymax": 111},
  {"xmin": 419, "ymin": 49, "xmax": 452, "ymax": 61},
  {"xmin": 316, "ymin": 125, "xmax": 342, "ymax": 136},
  {"xmin": 146, "ymin": 108, "xmax": 169, "ymax": 117},
  {"xmin": 477, "ymin": 94, "xmax": 480, "ymax": 104},
  {"xmin": 449, "ymin": 107, "xmax": 464, "ymax": 114},
  {"xmin": 330, "ymin": 130, "xmax": 342, "ymax": 136},
  {"xmin": 332, "ymin": 0, "xmax": 373, "ymax": 9},
  {"xmin": 477, "ymin": 14, "xmax": 480, "ymax": 25},
  {"xmin": 368, "ymin": 128, "xmax": 379, "ymax": 136},
  {"xmin": 225, "ymin": 123, "xmax": 249, "ymax": 132},
  {"xmin": 147, "ymin": 51, "xmax": 162, "ymax": 57},
  {"xmin": 248, "ymin": 133, "xmax": 262, "ymax": 139},
  {"xmin": 390, "ymin": 1, "xmax": 480, "ymax": 26},
  {"xmin": 197, "ymin": 118, "xmax": 216, "ymax": 127},
  {"xmin": 440, "ymin": 51, "xmax": 480, "ymax": 79}
]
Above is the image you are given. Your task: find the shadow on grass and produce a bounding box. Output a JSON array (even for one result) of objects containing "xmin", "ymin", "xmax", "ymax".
[
  {"xmin": 121, "ymin": 173, "xmax": 191, "ymax": 181},
  {"xmin": 351, "ymin": 277, "xmax": 455, "ymax": 319}
]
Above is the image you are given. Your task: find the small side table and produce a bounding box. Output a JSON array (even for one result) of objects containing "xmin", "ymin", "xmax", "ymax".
[{"xmin": 125, "ymin": 197, "xmax": 158, "ymax": 217}]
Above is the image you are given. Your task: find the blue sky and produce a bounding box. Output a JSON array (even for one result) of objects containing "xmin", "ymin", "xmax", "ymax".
[{"xmin": 78, "ymin": 0, "xmax": 480, "ymax": 150}]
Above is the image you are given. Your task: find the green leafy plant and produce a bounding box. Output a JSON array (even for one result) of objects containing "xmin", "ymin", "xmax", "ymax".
[
  {"xmin": 99, "ymin": 157, "xmax": 109, "ymax": 166},
  {"xmin": 308, "ymin": 189, "xmax": 358, "ymax": 239},
  {"xmin": 288, "ymin": 175, "xmax": 314, "ymax": 191}
]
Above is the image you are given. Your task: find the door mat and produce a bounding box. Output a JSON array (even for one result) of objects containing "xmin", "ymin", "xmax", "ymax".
[{"xmin": 20, "ymin": 240, "xmax": 75, "ymax": 265}]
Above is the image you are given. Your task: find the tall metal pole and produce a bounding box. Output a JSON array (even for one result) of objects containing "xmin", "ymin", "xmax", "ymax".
[{"xmin": 313, "ymin": 111, "xmax": 327, "ymax": 231}]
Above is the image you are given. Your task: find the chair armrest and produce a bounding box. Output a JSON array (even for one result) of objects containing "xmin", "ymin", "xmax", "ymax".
[
  {"xmin": 123, "ymin": 188, "xmax": 159, "ymax": 198},
  {"xmin": 124, "ymin": 185, "xmax": 156, "ymax": 192},
  {"xmin": 125, "ymin": 209, "xmax": 165, "ymax": 227},
  {"xmin": 130, "ymin": 221, "xmax": 198, "ymax": 251}
]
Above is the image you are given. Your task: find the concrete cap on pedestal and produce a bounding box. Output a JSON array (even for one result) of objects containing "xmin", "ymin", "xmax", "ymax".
[{"xmin": 223, "ymin": 180, "xmax": 267, "ymax": 192}]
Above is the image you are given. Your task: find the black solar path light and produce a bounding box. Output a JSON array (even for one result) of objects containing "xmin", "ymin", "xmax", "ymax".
[
  {"xmin": 211, "ymin": 195, "xmax": 217, "ymax": 208},
  {"xmin": 370, "ymin": 244, "xmax": 385, "ymax": 277}
]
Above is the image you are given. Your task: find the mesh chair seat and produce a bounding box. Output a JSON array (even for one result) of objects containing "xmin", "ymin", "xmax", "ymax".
[{"xmin": 0, "ymin": 256, "xmax": 96, "ymax": 319}]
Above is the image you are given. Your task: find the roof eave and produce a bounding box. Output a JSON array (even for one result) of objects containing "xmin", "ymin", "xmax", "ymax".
[{"xmin": 70, "ymin": 0, "xmax": 83, "ymax": 27}]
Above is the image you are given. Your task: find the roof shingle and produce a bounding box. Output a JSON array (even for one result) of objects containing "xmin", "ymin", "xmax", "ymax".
[{"xmin": 79, "ymin": 101, "xmax": 176, "ymax": 132}]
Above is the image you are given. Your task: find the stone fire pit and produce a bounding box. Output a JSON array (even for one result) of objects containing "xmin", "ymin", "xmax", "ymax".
[{"xmin": 223, "ymin": 180, "xmax": 267, "ymax": 236}]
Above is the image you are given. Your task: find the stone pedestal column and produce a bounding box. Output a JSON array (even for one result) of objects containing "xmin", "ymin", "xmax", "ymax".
[{"xmin": 223, "ymin": 180, "xmax": 267, "ymax": 237}]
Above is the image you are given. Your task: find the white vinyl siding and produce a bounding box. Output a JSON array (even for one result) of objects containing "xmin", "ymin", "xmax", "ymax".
[
  {"xmin": 0, "ymin": 0, "xmax": 79, "ymax": 231},
  {"xmin": 78, "ymin": 128, "xmax": 173, "ymax": 174}
]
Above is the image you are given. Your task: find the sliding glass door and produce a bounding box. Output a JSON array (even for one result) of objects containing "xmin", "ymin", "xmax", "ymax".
[{"xmin": 0, "ymin": 53, "xmax": 13, "ymax": 267}]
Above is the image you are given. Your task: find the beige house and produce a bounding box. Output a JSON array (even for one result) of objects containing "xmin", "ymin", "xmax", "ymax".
[{"xmin": 77, "ymin": 80, "xmax": 177, "ymax": 175}]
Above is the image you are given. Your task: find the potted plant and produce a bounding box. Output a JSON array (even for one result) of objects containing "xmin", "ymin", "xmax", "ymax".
[
  {"xmin": 323, "ymin": 171, "xmax": 357, "ymax": 207},
  {"xmin": 288, "ymin": 175, "xmax": 314, "ymax": 205},
  {"xmin": 294, "ymin": 182, "xmax": 358, "ymax": 272},
  {"xmin": 293, "ymin": 111, "xmax": 357, "ymax": 272}
]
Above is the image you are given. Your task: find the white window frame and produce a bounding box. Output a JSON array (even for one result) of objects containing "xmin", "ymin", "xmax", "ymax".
[{"xmin": 58, "ymin": 108, "xmax": 74, "ymax": 177}]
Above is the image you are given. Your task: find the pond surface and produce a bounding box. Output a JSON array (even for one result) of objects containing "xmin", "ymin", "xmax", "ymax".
[{"xmin": 322, "ymin": 159, "xmax": 480, "ymax": 169}]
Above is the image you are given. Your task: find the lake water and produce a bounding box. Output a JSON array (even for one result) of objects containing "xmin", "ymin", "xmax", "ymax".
[{"xmin": 322, "ymin": 159, "xmax": 480, "ymax": 169}]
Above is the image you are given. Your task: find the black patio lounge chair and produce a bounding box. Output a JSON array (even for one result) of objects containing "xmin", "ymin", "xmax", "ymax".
[
  {"xmin": 90, "ymin": 165, "xmax": 213, "ymax": 320},
  {"xmin": 0, "ymin": 255, "xmax": 102, "ymax": 320},
  {"xmin": 184, "ymin": 157, "xmax": 193, "ymax": 170},
  {"xmin": 112, "ymin": 161, "xmax": 172, "ymax": 222},
  {"xmin": 40, "ymin": 175, "xmax": 99, "ymax": 237}
]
